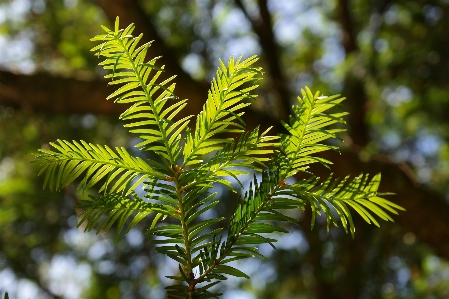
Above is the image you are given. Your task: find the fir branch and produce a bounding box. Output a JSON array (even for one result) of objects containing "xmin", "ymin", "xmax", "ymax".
[
  {"xmin": 278, "ymin": 87, "xmax": 347, "ymax": 177},
  {"xmin": 34, "ymin": 18, "xmax": 405, "ymax": 299},
  {"xmin": 182, "ymin": 55, "xmax": 262, "ymax": 167},
  {"xmin": 289, "ymin": 173, "xmax": 404, "ymax": 237},
  {"xmin": 33, "ymin": 139, "xmax": 164, "ymax": 194},
  {"xmin": 77, "ymin": 191, "xmax": 174, "ymax": 242},
  {"xmin": 91, "ymin": 17, "xmax": 192, "ymax": 165}
]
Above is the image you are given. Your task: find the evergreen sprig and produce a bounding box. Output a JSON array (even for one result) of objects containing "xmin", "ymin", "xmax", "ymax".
[{"xmin": 33, "ymin": 17, "xmax": 405, "ymax": 299}]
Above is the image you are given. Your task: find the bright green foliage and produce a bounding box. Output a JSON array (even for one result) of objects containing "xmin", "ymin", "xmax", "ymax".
[
  {"xmin": 36, "ymin": 140, "xmax": 164, "ymax": 194},
  {"xmin": 182, "ymin": 54, "xmax": 262, "ymax": 167},
  {"xmin": 33, "ymin": 17, "xmax": 405, "ymax": 299},
  {"xmin": 289, "ymin": 173, "xmax": 400, "ymax": 236},
  {"xmin": 277, "ymin": 90, "xmax": 347, "ymax": 178}
]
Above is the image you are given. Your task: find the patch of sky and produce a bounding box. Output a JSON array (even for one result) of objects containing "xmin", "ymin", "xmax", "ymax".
[
  {"xmin": 0, "ymin": 269, "xmax": 16, "ymax": 297},
  {"xmin": 0, "ymin": 29, "xmax": 36, "ymax": 73},
  {"xmin": 96, "ymin": 260, "xmax": 115, "ymax": 275},
  {"xmin": 223, "ymin": 35, "xmax": 261, "ymax": 59},
  {"xmin": 380, "ymin": 130, "xmax": 401, "ymax": 150},
  {"xmin": 219, "ymin": 8, "xmax": 251, "ymax": 36},
  {"xmin": 4, "ymin": 0, "xmax": 30, "ymax": 19},
  {"xmin": 384, "ymin": 5, "xmax": 399, "ymax": 25},
  {"xmin": 321, "ymin": 37, "xmax": 345, "ymax": 68},
  {"xmin": 45, "ymin": 254, "xmax": 92, "ymax": 299},
  {"xmin": 0, "ymin": 269, "xmax": 51, "ymax": 299},
  {"xmin": 258, "ymin": 230, "xmax": 308, "ymax": 259},
  {"xmin": 211, "ymin": 1, "xmax": 226, "ymax": 21},
  {"xmin": 182, "ymin": 52, "xmax": 205, "ymax": 80},
  {"xmin": 79, "ymin": 113, "xmax": 96, "ymax": 129},
  {"xmin": 423, "ymin": 5, "xmax": 444, "ymax": 25},
  {"xmin": 147, "ymin": 285, "xmax": 165, "ymax": 299},
  {"xmin": 397, "ymin": 267, "xmax": 411, "ymax": 287},
  {"xmin": 416, "ymin": 133, "xmax": 441, "ymax": 157},
  {"xmin": 67, "ymin": 214, "xmax": 79, "ymax": 228},
  {"xmin": 17, "ymin": 279, "xmax": 47, "ymax": 298},
  {"xmin": 268, "ymin": 0, "xmax": 305, "ymax": 16},
  {"xmin": 249, "ymin": 258, "xmax": 277, "ymax": 284},
  {"xmin": 126, "ymin": 228, "xmax": 144, "ymax": 248},
  {"xmin": 278, "ymin": 230, "xmax": 309, "ymax": 252},
  {"xmin": 223, "ymin": 290, "xmax": 256, "ymax": 299},
  {"xmin": 382, "ymin": 86, "xmax": 413, "ymax": 107},
  {"xmin": 374, "ymin": 38, "xmax": 389, "ymax": 53},
  {"xmin": 88, "ymin": 239, "xmax": 114, "ymax": 260},
  {"xmin": 156, "ymin": 254, "xmax": 179, "ymax": 286},
  {"xmin": 271, "ymin": 1, "xmax": 330, "ymax": 45},
  {"xmin": 291, "ymin": 72, "xmax": 314, "ymax": 94},
  {"xmin": 63, "ymin": 228, "xmax": 98, "ymax": 252},
  {"xmin": 208, "ymin": 4, "xmax": 260, "ymax": 69},
  {"xmin": 273, "ymin": 18, "xmax": 301, "ymax": 46},
  {"xmin": 217, "ymin": 256, "xmax": 278, "ymax": 298},
  {"xmin": 128, "ymin": 255, "xmax": 150, "ymax": 277}
]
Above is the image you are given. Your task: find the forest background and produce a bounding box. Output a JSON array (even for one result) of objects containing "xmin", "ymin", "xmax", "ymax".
[{"xmin": 1, "ymin": 0, "xmax": 449, "ymax": 298}]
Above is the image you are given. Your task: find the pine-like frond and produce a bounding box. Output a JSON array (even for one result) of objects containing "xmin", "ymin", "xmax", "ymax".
[
  {"xmin": 225, "ymin": 167, "xmax": 291, "ymax": 251},
  {"xmin": 191, "ymin": 166, "xmax": 294, "ymax": 284},
  {"xmin": 150, "ymin": 126, "xmax": 279, "ymax": 285},
  {"xmin": 147, "ymin": 183, "xmax": 224, "ymax": 259},
  {"xmin": 278, "ymin": 87, "xmax": 347, "ymax": 177},
  {"xmin": 288, "ymin": 173, "xmax": 404, "ymax": 237},
  {"xmin": 182, "ymin": 55, "xmax": 262, "ymax": 167},
  {"xmin": 186, "ymin": 126, "xmax": 279, "ymax": 193},
  {"xmin": 77, "ymin": 191, "xmax": 174, "ymax": 242},
  {"xmin": 34, "ymin": 140, "xmax": 163, "ymax": 194},
  {"xmin": 150, "ymin": 186, "xmax": 225, "ymax": 299},
  {"xmin": 91, "ymin": 17, "xmax": 191, "ymax": 165},
  {"xmin": 33, "ymin": 13, "xmax": 405, "ymax": 296}
]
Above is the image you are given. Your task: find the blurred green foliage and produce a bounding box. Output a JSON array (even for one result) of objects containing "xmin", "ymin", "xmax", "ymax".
[{"xmin": 1, "ymin": 0, "xmax": 449, "ymax": 298}]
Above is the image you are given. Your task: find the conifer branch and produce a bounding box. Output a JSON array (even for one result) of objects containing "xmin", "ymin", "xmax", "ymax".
[{"xmin": 34, "ymin": 18, "xmax": 405, "ymax": 299}]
